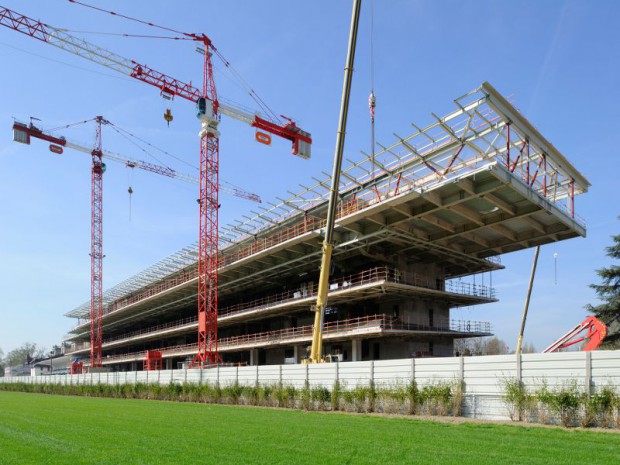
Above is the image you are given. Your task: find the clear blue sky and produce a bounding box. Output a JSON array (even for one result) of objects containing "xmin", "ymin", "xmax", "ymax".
[{"xmin": 0, "ymin": 0, "xmax": 618, "ymax": 355}]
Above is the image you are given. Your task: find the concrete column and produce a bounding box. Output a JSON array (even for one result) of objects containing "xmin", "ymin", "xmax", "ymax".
[
  {"xmin": 352, "ymin": 339, "xmax": 362, "ymax": 362},
  {"xmin": 131, "ymin": 362, "xmax": 137, "ymax": 372},
  {"xmin": 293, "ymin": 345, "xmax": 300, "ymax": 363},
  {"xmin": 250, "ymin": 349, "xmax": 258, "ymax": 366},
  {"xmin": 165, "ymin": 358, "xmax": 173, "ymax": 370}
]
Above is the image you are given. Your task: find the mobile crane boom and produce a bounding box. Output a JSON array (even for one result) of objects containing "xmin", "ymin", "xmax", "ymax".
[
  {"xmin": 542, "ymin": 316, "xmax": 608, "ymax": 353},
  {"xmin": 308, "ymin": 0, "xmax": 361, "ymax": 363}
]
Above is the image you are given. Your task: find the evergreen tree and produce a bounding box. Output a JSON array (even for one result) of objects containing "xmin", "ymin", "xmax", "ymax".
[{"xmin": 587, "ymin": 231, "xmax": 620, "ymax": 347}]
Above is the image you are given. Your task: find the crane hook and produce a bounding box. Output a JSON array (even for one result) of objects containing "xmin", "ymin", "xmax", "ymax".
[{"xmin": 164, "ymin": 108, "xmax": 173, "ymax": 126}]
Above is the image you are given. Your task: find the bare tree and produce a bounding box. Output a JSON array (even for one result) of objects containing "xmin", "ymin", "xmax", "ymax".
[
  {"xmin": 521, "ymin": 342, "xmax": 537, "ymax": 354},
  {"xmin": 454, "ymin": 336, "xmax": 510, "ymax": 356},
  {"xmin": 4, "ymin": 342, "xmax": 47, "ymax": 368}
]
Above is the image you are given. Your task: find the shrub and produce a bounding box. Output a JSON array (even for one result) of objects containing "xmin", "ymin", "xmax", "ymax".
[
  {"xmin": 501, "ymin": 378, "xmax": 527, "ymax": 421},
  {"xmin": 301, "ymin": 383, "xmax": 311, "ymax": 410},
  {"xmin": 310, "ymin": 386, "xmax": 331, "ymax": 410},
  {"xmin": 331, "ymin": 381, "xmax": 342, "ymax": 411},
  {"xmin": 420, "ymin": 381, "xmax": 452, "ymax": 416},
  {"xmin": 551, "ymin": 382, "xmax": 581, "ymax": 427}
]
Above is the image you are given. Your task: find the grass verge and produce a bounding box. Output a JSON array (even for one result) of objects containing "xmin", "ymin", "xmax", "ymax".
[{"xmin": 1, "ymin": 391, "xmax": 619, "ymax": 465}]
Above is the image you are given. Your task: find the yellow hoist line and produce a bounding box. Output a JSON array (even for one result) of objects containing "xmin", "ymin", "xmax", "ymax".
[{"xmin": 307, "ymin": 0, "xmax": 362, "ymax": 364}]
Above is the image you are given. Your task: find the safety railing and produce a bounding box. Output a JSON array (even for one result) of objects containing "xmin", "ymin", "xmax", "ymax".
[
  {"xmin": 93, "ymin": 314, "xmax": 492, "ymax": 364},
  {"xmin": 70, "ymin": 266, "xmax": 496, "ymax": 337}
]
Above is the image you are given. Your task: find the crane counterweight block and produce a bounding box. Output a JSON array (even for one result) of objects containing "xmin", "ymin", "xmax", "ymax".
[
  {"xmin": 13, "ymin": 121, "xmax": 67, "ymax": 147},
  {"xmin": 253, "ymin": 116, "xmax": 312, "ymax": 159}
]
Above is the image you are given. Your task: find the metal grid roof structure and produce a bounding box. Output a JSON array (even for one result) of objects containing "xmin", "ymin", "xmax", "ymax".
[{"xmin": 66, "ymin": 82, "xmax": 589, "ymax": 320}]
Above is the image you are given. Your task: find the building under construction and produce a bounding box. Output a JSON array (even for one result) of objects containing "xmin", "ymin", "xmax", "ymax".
[{"xmin": 63, "ymin": 82, "xmax": 589, "ymax": 370}]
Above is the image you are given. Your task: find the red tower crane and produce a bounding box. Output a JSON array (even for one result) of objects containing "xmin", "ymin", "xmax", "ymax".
[
  {"xmin": 0, "ymin": 5, "xmax": 311, "ymax": 367},
  {"xmin": 12, "ymin": 117, "xmax": 262, "ymax": 368}
]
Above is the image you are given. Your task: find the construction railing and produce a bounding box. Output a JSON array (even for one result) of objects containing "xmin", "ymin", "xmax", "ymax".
[
  {"xmin": 88, "ymin": 314, "xmax": 492, "ymax": 364},
  {"xmin": 68, "ymin": 266, "xmax": 495, "ymax": 339}
]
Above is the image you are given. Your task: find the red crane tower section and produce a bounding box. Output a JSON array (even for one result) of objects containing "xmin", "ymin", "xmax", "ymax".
[
  {"xmin": 0, "ymin": 5, "xmax": 312, "ymax": 368},
  {"xmin": 91, "ymin": 116, "xmax": 104, "ymax": 367}
]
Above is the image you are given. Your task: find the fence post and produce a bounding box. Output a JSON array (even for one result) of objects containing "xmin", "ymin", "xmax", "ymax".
[
  {"xmin": 305, "ymin": 363, "xmax": 309, "ymax": 386},
  {"xmin": 256, "ymin": 365, "xmax": 259, "ymax": 386},
  {"xmin": 279, "ymin": 364, "xmax": 283, "ymax": 387},
  {"xmin": 459, "ymin": 355, "xmax": 465, "ymax": 384},
  {"xmin": 335, "ymin": 361, "xmax": 340, "ymax": 387},
  {"xmin": 217, "ymin": 365, "xmax": 220, "ymax": 385},
  {"xmin": 411, "ymin": 358, "xmax": 415, "ymax": 384},
  {"xmin": 585, "ymin": 351, "xmax": 592, "ymax": 396},
  {"xmin": 516, "ymin": 353, "xmax": 522, "ymax": 383},
  {"xmin": 236, "ymin": 365, "xmax": 239, "ymax": 385},
  {"xmin": 184, "ymin": 367, "xmax": 187, "ymax": 384},
  {"xmin": 199, "ymin": 368, "xmax": 203, "ymax": 385},
  {"xmin": 370, "ymin": 360, "xmax": 375, "ymax": 386}
]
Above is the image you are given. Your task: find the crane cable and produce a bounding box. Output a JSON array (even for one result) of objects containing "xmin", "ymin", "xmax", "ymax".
[
  {"xmin": 368, "ymin": 0, "xmax": 377, "ymax": 180},
  {"xmin": 67, "ymin": 0, "xmax": 281, "ymax": 124},
  {"xmin": 44, "ymin": 118, "xmax": 97, "ymax": 133}
]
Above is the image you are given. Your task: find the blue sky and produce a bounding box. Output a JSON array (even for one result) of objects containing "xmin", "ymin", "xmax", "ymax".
[{"xmin": 0, "ymin": 0, "xmax": 618, "ymax": 355}]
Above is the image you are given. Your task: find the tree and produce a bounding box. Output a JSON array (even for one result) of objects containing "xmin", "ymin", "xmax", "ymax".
[
  {"xmin": 521, "ymin": 342, "xmax": 537, "ymax": 354},
  {"xmin": 4, "ymin": 342, "xmax": 47, "ymax": 368},
  {"xmin": 587, "ymin": 230, "xmax": 620, "ymax": 348},
  {"xmin": 0, "ymin": 347, "xmax": 4, "ymax": 376}
]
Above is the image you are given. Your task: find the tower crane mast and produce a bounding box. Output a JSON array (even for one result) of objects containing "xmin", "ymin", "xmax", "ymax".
[{"xmin": 1, "ymin": 4, "xmax": 311, "ymax": 367}]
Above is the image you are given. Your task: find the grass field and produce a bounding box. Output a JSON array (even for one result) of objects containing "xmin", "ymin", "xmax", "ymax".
[{"xmin": 1, "ymin": 391, "xmax": 619, "ymax": 465}]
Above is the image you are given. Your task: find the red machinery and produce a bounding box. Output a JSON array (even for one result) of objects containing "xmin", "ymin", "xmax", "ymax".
[
  {"xmin": 542, "ymin": 316, "xmax": 608, "ymax": 353},
  {"xmin": 143, "ymin": 351, "xmax": 163, "ymax": 371},
  {"xmin": 0, "ymin": 4, "xmax": 311, "ymax": 368},
  {"xmin": 70, "ymin": 361, "xmax": 83, "ymax": 374}
]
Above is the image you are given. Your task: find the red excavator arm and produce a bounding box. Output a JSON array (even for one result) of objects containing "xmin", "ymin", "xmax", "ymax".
[{"xmin": 542, "ymin": 316, "xmax": 608, "ymax": 353}]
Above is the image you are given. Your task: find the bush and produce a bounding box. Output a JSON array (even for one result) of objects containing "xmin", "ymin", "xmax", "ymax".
[
  {"xmin": 501, "ymin": 378, "xmax": 527, "ymax": 421},
  {"xmin": 331, "ymin": 381, "xmax": 341, "ymax": 411},
  {"xmin": 419, "ymin": 381, "xmax": 453, "ymax": 416},
  {"xmin": 550, "ymin": 382, "xmax": 581, "ymax": 427},
  {"xmin": 311, "ymin": 386, "xmax": 331, "ymax": 410}
]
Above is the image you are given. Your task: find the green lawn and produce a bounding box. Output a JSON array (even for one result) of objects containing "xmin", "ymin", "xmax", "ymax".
[{"xmin": 0, "ymin": 391, "xmax": 618, "ymax": 465}]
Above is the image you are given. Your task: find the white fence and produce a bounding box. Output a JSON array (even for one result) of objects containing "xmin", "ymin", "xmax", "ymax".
[{"xmin": 2, "ymin": 351, "xmax": 619, "ymax": 420}]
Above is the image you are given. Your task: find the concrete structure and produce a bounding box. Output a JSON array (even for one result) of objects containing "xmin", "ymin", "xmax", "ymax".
[{"xmin": 63, "ymin": 82, "xmax": 589, "ymax": 370}]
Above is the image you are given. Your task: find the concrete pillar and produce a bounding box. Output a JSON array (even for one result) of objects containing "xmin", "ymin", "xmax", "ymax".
[
  {"xmin": 166, "ymin": 358, "xmax": 173, "ymax": 370},
  {"xmin": 250, "ymin": 349, "xmax": 258, "ymax": 366},
  {"xmin": 352, "ymin": 339, "xmax": 362, "ymax": 362},
  {"xmin": 293, "ymin": 345, "xmax": 300, "ymax": 363},
  {"xmin": 131, "ymin": 362, "xmax": 137, "ymax": 372}
]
